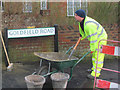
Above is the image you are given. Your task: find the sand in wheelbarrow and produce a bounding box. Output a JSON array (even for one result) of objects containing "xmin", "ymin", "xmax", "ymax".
[{"xmin": 34, "ymin": 52, "xmax": 79, "ymax": 61}]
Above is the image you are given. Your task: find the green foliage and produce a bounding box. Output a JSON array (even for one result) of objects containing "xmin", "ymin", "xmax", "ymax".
[
  {"xmin": 87, "ymin": 2, "xmax": 118, "ymax": 24},
  {"xmin": 49, "ymin": 2, "xmax": 119, "ymax": 25}
]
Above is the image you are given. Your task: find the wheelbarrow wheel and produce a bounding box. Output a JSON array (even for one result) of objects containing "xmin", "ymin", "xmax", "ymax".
[{"xmin": 37, "ymin": 66, "xmax": 48, "ymax": 76}]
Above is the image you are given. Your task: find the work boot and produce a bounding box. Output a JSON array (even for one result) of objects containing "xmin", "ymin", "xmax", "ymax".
[
  {"xmin": 86, "ymin": 69, "xmax": 92, "ymax": 73},
  {"xmin": 87, "ymin": 74, "xmax": 98, "ymax": 80}
]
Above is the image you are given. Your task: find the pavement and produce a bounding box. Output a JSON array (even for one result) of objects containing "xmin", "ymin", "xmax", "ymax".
[{"xmin": 1, "ymin": 56, "xmax": 120, "ymax": 89}]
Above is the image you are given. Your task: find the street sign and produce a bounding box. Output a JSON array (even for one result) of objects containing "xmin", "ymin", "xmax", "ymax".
[{"xmin": 8, "ymin": 27, "xmax": 55, "ymax": 38}]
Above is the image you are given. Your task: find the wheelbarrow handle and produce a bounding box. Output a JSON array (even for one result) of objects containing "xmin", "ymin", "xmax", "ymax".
[
  {"xmin": 68, "ymin": 51, "xmax": 91, "ymax": 81},
  {"xmin": 65, "ymin": 45, "xmax": 75, "ymax": 54},
  {"xmin": 73, "ymin": 51, "xmax": 91, "ymax": 69}
]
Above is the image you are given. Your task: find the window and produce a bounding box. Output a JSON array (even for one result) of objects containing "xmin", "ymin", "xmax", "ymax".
[
  {"xmin": 41, "ymin": 0, "xmax": 47, "ymax": 10},
  {"xmin": 40, "ymin": 0, "xmax": 50, "ymax": 16},
  {"xmin": 67, "ymin": 0, "xmax": 87, "ymax": 16},
  {"xmin": 23, "ymin": 1, "xmax": 32, "ymax": 13},
  {"xmin": 0, "ymin": 0, "xmax": 4, "ymax": 12}
]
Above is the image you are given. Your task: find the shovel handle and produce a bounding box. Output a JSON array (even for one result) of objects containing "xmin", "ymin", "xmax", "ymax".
[
  {"xmin": 0, "ymin": 31, "xmax": 10, "ymax": 65},
  {"xmin": 68, "ymin": 37, "xmax": 82, "ymax": 60},
  {"xmin": 73, "ymin": 37, "xmax": 82, "ymax": 50}
]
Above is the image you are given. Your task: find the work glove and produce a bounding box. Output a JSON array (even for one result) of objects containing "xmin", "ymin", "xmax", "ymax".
[
  {"xmin": 79, "ymin": 33, "xmax": 82, "ymax": 37},
  {"xmin": 91, "ymin": 51, "xmax": 94, "ymax": 53},
  {"xmin": 89, "ymin": 48, "xmax": 94, "ymax": 53}
]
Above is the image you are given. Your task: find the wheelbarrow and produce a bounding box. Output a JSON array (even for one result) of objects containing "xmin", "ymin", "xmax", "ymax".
[{"xmin": 33, "ymin": 46, "xmax": 91, "ymax": 81}]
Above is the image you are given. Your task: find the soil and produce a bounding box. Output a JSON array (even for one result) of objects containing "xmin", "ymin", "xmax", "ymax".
[{"xmin": 2, "ymin": 56, "xmax": 120, "ymax": 89}]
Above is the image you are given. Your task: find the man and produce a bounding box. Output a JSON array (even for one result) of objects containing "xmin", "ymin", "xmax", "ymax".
[{"xmin": 74, "ymin": 9, "xmax": 107, "ymax": 79}]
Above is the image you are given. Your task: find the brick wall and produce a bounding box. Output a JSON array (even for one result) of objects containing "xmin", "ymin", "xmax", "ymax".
[
  {"xmin": 6, "ymin": 36, "xmax": 54, "ymax": 63},
  {"xmin": 58, "ymin": 25, "xmax": 90, "ymax": 55},
  {"xmin": 2, "ymin": 23, "xmax": 118, "ymax": 63},
  {"xmin": 58, "ymin": 24, "xmax": 119, "ymax": 57},
  {"xmin": 103, "ymin": 24, "xmax": 119, "ymax": 41}
]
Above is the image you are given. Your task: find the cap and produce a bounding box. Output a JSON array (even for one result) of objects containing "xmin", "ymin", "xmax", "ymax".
[{"xmin": 75, "ymin": 9, "xmax": 86, "ymax": 18}]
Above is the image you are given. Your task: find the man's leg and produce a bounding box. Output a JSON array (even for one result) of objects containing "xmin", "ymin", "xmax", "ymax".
[
  {"xmin": 91, "ymin": 51, "xmax": 105, "ymax": 77},
  {"xmin": 88, "ymin": 40, "xmax": 107, "ymax": 79}
]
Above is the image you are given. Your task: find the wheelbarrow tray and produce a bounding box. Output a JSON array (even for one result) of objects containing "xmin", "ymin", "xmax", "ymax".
[{"xmin": 34, "ymin": 52, "xmax": 79, "ymax": 71}]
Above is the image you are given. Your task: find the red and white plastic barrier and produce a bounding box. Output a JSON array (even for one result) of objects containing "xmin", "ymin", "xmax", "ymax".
[
  {"xmin": 102, "ymin": 45, "xmax": 120, "ymax": 56},
  {"xmin": 96, "ymin": 79, "xmax": 120, "ymax": 90},
  {"xmin": 93, "ymin": 40, "xmax": 120, "ymax": 90}
]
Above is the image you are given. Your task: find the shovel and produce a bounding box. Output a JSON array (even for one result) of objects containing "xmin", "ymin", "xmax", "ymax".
[{"xmin": 68, "ymin": 37, "xmax": 82, "ymax": 60}]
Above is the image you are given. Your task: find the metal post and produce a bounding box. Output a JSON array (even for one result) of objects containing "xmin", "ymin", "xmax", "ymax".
[
  {"xmin": 39, "ymin": 59, "xmax": 43, "ymax": 67},
  {"xmin": 48, "ymin": 62, "xmax": 51, "ymax": 73},
  {"xmin": 54, "ymin": 24, "xmax": 58, "ymax": 52}
]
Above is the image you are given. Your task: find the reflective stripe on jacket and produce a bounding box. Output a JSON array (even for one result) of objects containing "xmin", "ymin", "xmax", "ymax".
[{"xmin": 79, "ymin": 16, "xmax": 108, "ymax": 51}]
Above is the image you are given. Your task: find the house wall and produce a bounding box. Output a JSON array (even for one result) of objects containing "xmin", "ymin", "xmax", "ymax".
[{"xmin": 1, "ymin": 2, "xmax": 119, "ymax": 63}]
